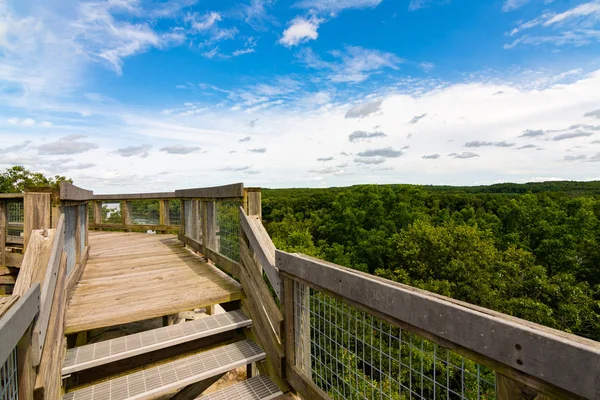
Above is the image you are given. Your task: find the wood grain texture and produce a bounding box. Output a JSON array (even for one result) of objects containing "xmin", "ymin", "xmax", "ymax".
[
  {"xmin": 178, "ymin": 233, "xmax": 242, "ymax": 277},
  {"xmin": 59, "ymin": 182, "xmax": 93, "ymax": 201},
  {"xmin": 23, "ymin": 193, "xmax": 51, "ymax": 250},
  {"xmin": 64, "ymin": 232, "xmax": 244, "ymax": 334},
  {"xmin": 496, "ymin": 373, "xmax": 554, "ymax": 400},
  {"xmin": 93, "ymin": 192, "xmax": 177, "ymax": 200},
  {"xmin": 0, "ymin": 200, "xmax": 5, "ymax": 267},
  {"xmin": 6, "ymin": 252, "xmax": 24, "ymax": 268},
  {"xmin": 175, "ymin": 183, "xmax": 244, "ymax": 199},
  {"xmin": 0, "ymin": 295, "xmax": 18, "ymax": 317},
  {"xmin": 277, "ymin": 251, "xmax": 599, "ymax": 400},
  {"xmin": 13, "ymin": 229, "xmax": 55, "ymax": 296}
]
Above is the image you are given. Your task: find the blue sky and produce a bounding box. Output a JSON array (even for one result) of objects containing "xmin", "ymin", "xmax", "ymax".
[{"xmin": 1, "ymin": 0, "xmax": 600, "ymax": 192}]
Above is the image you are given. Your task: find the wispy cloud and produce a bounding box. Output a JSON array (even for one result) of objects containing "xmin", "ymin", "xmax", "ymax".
[
  {"xmin": 294, "ymin": 0, "xmax": 383, "ymax": 12},
  {"xmin": 517, "ymin": 144, "xmax": 538, "ymax": 150},
  {"xmin": 317, "ymin": 157, "xmax": 334, "ymax": 161},
  {"xmin": 299, "ymin": 46, "xmax": 402, "ymax": 83},
  {"xmin": 465, "ymin": 141, "xmax": 516, "ymax": 147},
  {"xmin": 113, "ymin": 144, "xmax": 152, "ymax": 158},
  {"xmin": 584, "ymin": 109, "xmax": 600, "ymax": 118},
  {"xmin": 450, "ymin": 152, "xmax": 480, "ymax": 159},
  {"xmin": 354, "ymin": 157, "xmax": 386, "ymax": 164},
  {"xmin": 345, "ymin": 100, "xmax": 383, "ymax": 118},
  {"xmin": 159, "ymin": 145, "xmax": 201, "ymax": 154},
  {"xmin": 0, "ymin": 141, "xmax": 32, "ymax": 154},
  {"xmin": 519, "ymin": 129, "xmax": 545, "ymax": 137},
  {"xmin": 218, "ymin": 166, "xmax": 251, "ymax": 171},
  {"xmin": 422, "ymin": 153, "xmax": 440, "ymax": 159},
  {"xmin": 357, "ymin": 147, "xmax": 404, "ymax": 158},
  {"xmin": 239, "ymin": 136, "xmax": 252, "ymax": 142},
  {"xmin": 248, "ymin": 148, "xmax": 267, "ymax": 153},
  {"xmin": 348, "ymin": 130, "xmax": 387, "ymax": 142},
  {"xmin": 563, "ymin": 154, "xmax": 587, "ymax": 161},
  {"xmin": 408, "ymin": 0, "xmax": 448, "ymax": 11},
  {"xmin": 502, "ymin": 0, "xmax": 531, "ymax": 12},
  {"xmin": 409, "ymin": 113, "xmax": 427, "ymax": 124},
  {"xmin": 553, "ymin": 131, "xmax": 594, "ymax": 140}
]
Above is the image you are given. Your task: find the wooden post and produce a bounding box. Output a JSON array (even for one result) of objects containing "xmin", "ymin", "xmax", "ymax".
[
  {"xmin": 74, "ymin": 205, "xmax": 81, "ymax": 264},
  {"xmin": 23, "ymin": 192, "xmax": 51, "ymax": 250},
  {"xmin": 496, "ymin": 373, "xmax": 553, "ymax": 400},
  {"xmin": 93, "ymin": 201, "xmax": 102, "ymax": 231},
  {"xmin": 0, "ymin": 200, "xmax": 5, "ymax": 267},
  {"xmin": 282, "ymin": 275, "xmax": 295, "ymax": 369},
  {"xmin": 180, "ymin": 199, "xmax": 186, "ymax": 237},
  {"xmin": 121, "ymin": 201, "xmax": 132, "ymax": 232},
  {"xmin": 191, "ymin": 200, "xmax": 200, "ymax": 242},
  {"xmin": 246, "ymin": 188, "xmax": 262, "ymax": 219},
  {"xmin": 160, "ymin": 200, "xmax": 170, "ymax": 226},
  {"xmin": 205, "ymin": 201, "xmax": 216, "ymax": 252},
  {"xmin": 17, "ymin": 326, "xmax": 35, "ymax": 400},
  {"xmin": 83, "ymin": 203, "xmax": 89, "ymax": 246}
]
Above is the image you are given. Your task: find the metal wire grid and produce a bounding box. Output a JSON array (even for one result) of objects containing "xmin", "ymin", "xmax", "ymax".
[
  {"xmin": 6, "ymin": 201, "xmax": 24, "ymax": 238},
  {"xmin": 0, "ymin": 347, "xmax": 18, "ymax": 400},
  {"xmin": 293, "ymin": 281, "xmax": 497, "ymax": 400},
  {"xmin": 215, "ymin": 201, "xmax": 241, "ymax": 262},
  {"xmin": 101, "ymin": 202, "xmax": 122, "ymax": 224},
  {"xmin": 128, "ymin": 200, "xmax": 160, "ymax": 225},
  {"xmin": 184, "ymin": 200, "xmax": 194, "ymax": 238},
  {"xmin": 169, "ymin": 200, "xmax": 181, "ymax": 226},
  {"xmin": 64, "ymin": 206, "xmax": 77, "ymax": 275}
]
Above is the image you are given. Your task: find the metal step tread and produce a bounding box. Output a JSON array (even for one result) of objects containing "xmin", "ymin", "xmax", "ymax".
[
  {"xmin": 195, "ymin": 375, "xmax": 282, "ymax": 400},
  {"xmin": 62, "ymin": 339, "xmax": 265, "ymax": 400},
  {"xmin": 63, "ymin": 310, "xmax": 252, "ymax": 375}
]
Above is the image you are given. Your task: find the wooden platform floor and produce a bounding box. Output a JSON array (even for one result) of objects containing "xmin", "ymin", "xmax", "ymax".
[{"xmin": 65, "ymin": 232, "xmax": 244, "ymax": 334}]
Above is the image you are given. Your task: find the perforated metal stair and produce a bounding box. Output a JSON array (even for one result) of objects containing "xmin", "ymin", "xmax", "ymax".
[
  {"xmin": 195, "ymin": 375, "xmax": 282, "ymax": 400},
  {"xmin": 62, "ymin": 339, "xmax": 266, "ymax": 400},
  {"xmin": 62, "ymin": 311, "xmax": 252, "ymax": 376}
]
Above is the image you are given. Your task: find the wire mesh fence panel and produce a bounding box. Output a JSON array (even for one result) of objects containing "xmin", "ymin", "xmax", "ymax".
[
  {"xmin": 293, "ymin": 281, "xmax": 497, "ymax": 400},
  {"xmin": 6, "ymin": 201, "xmax": 24, "ymax": 239},
  {"xmin": 129, "ymin": 200, "xmax": 159, "ymax": 225},
  {"xmin": 64, "ymin": 206, "xmax": 77, "ymax": 275},
  {"xmin": 100, "ymin": 202, "xmax": 122, "ymax": 224},
  {"xmin": 0, "ymin": 347, "xmax": 18, "ymax": 400},
  {"xmin": 215, "ymin": 201, "xmax": 240, "ymax": 262},
  {"xmin": 169, "ymin": 200, "xmax": 181, "ymax": 226},
  {"xmin": 184, "ymin": 200, "xmax": 193, "ymax": 237}
]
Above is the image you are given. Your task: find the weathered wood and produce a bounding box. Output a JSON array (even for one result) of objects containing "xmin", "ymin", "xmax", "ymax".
[
  {"xmin": 286, "ymin": 365, "xmax": 331, "ymax": 400},
  {"xmin": 93, "ymin": 192, "xmax": 177, "ymax": 200},
  {"xmin": 496, "ymin": 374, "xmax": 553, "ymax": 400},
  {"xmin": 240, "ymin": 207, "xmax": 281, "ymax": 299},
  {"xmin": 6, "ymin": 251, "xmax": 24, "ymax": 268},
  {"xmin": 180, "ymin": 199, "xmax": 186, "ymax": 236},
  {"xmin": 0, "ymin": 295, "xmax": 18, "ymax": 317},
  {"xmin": 31, "ymin": 214, "xmax": 65, "ymax": 366},
  {"xmin": 175, "ymin": 183, "xmax": 244, "ymax": 199},
  {"xmin": 204, "ymin": 201, "xmax": 216, "ymax": 253},
  {"xmin": 13, "ymin": 229, "xmax": 55, "ymax": 295},
  {"xmin": 0, "ymin": 200, "xmax": 5, "ymax": 267},
  {"xmin": 34, "ymin": 252, "xmax": 67, "ymax": 400},
  {"xmin": 246, "ymin": 188, "xmax": 262, "ymax": 219},
  {"xmin": 60, "ymin": 182, "xmax": 93, "ymax": 201},
  {"xmin": 282, "ymin": 275, "xmax": 295, "ymax": 372},
  {"xmin": 66, "ymin": 246, "xmax": 89, "ymax": 302},
  {"xmin": 92, "ymin": 201, "xmax": 102, "ymax": 227},
  {"xmin": 17, "ymin": 325, "xmax": 35, "ymax": 400},
  {"xmin": 160, "ymin": 199, "xmax": 170, "ymax": 226},
  {"xmin": 24, "ymin": 193, "xmax": 51, "ymax": 249},
  {"xmin": 191, "ymin": 200, "xmax": 200, "ymax": 241},
  {"xmin": 0, "ymin": 284, "xmax": 40, "ymax": 366},
  {"xmin": 92, "ymin": 223, "xmax": 180, "ymax": 232},
  {"xmin": 178, "ymin": 233, "xmax": 241, "ymax": 277},
  {"xmin": 0, "ymin": 275, "xmax": 16, "ymax": 284},
  {"xmin": 277, "ymin": 252, "xmax": 598, "ymax": 400},
  {"xmin": 0, "ymin": 193, "xmax": 25, "ymax": 199}
]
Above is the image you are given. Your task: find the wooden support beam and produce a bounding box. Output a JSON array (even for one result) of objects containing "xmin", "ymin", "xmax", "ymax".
[
  {"xmin": 171, "ymin": 373, "xmax": 225, "ymax": 400},
  {"xmin": 17, "ymin": 325, "xmax": 35, "ymax": 400},
  {"xmin": 93, "ymin": 201, "xmax": 102, "ymax": 229},
  {"xmin": 93, "ymin": 192, "xmax": 177, "ymax": 201},
  {"xmin": 13, "ymin": 230, "xmax": 55, "ymax": 296},
  {"xmin": 496, "ymin": 374, "xmax": 553, "ymax": 400},
  {"xmin": 175, "ymin": 183, "xmax": 244, "ymax": 199},
  {"xmin": 245, "ymin": 188, "xmax": 262, "ymax": 219},
  {"xmin": 159, "ymin": 199, "xmax": 170, "ymax": 226},
  {"xmin": 59, "ymin": 182, "xmax": 93, "ymax": 201}
]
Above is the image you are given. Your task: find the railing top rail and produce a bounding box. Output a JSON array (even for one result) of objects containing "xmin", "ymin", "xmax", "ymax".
[
  {"xmin": 60, "ymin": 182, "xmax": 93, "ymax": 201},
  {"xmin": 0, "ymin": 193, "xmax": 25, "ymax": 199},
  {"xmin": 93, "ymin": 192, "xmax": 178, "ymax": 201},
  {"xmin": 276, "ymin": 250, "xmax": 600, "ymax": 400},
  {"xmin": 175, "ymin": 183, "xmax": 244, "ymax": 199}
]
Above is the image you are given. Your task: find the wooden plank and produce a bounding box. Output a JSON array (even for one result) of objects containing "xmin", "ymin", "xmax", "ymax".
[
  {"xmin": 6, "ymin": 252, "xmax": 24, "ymax": 268},
  {"xmin": 66, "ymin": 246, "xmax": 89, "ymax": 302},
  {"xmin": 24, "ymin": 193, "xmax": 51, "ymax": 250},
  {"xmin": 286, "ymin": 365, "xmax": 331, "ymax": 400},
  {"xmin": 0, "ymin": 295, "xmax": 18, "ymax": 317},
  {"xmin": 34, "ymin": 252, "xmax": 67, "ymax": 400},
  {"xmin": 204, "ymin": 201, "xmax": 216, "ymax": 252},
  {"xmin": 277, "ymin": 252, "xmax": 599, "ymax": 400},
  {"xmin": 175, "ymin": 183, "xmax": 244, "ymax": 199},
  {"xmin": 0, "ymin": 284, "xmax": 40, "ymax": 366},
  {"xmin": 93, "ymin": 201, "xmax": 102, "ymax": 227},
  {"xmin": 92, "ymin": 223, "xmax": 180, "ymax": 232},
  {"xmin": 93, "ymin": 192, "xmax": 177, "ymax": 200},
  {"xmin": 31, "ymin": 214, "xmax": 65, "ymax": 366},
  {"xmin": 0, "ymin": 200, "xmax": 5, "ymax": 267},
  {"xmin": 282, "ymin": 275, "xmax": 295, "ymax": 373},
  {"xmin": 13, "ymin": 229, "xmax": 55, "ymax": 296},
  {"xmin": 18, "ymin": 325, "xmax": 35, "ymax": 400},
  {"xmin": 246, "ymin": 189, "xmax": 262, "ymax": 218},
  {"xmin": 496, "ymin": 373, "xmax": 553, "ymax": 400},
  {"xmin": 160, "ymin": 199, "xmax": 170, "ymax": 226},
  {"xmin": 240, "ymin": 207, "xmax": 281, "ymax": 299},
  {"xmin": 59, "ymin": 182, "xmax": 93, "ymax": 201},
  {"xmin": 0, "ymin": 193, "xmax": 25, "ymax": 199}
]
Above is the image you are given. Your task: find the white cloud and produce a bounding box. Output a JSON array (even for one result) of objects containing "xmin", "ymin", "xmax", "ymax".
[
  {"xmin": 279, "ymin": 16, "xmax": 322, "ymax": 47},
  {"xmin": 294, "ymin": 0, "xmax": 383, "ymax": 13},
  {"xmin": 502, "ymin": 0, "xmax": 531, "ymax": 12},
  {"xmin": 185, "ymin": 11, "xmax": 221, "ymax": 32}
]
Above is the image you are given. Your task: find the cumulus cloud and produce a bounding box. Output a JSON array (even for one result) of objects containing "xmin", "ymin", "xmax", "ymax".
[
  {"xmin": 345, "ymin": 100, "xmax": 383, "ymax": 118},
  {"xmin": 584, "ymin": 109, "xmax": 600, "ymax": 118},
  {"xmin": 451, "ymin": 152, "xmax": 480, "ymax": 159},
  {"xmin": 159, "ymin": 145, "xmax": 201, "ymax": 154},
  {"xmin": 357, "ymin": 147, "xmax": 403, "ymax": 158},
  {"xmin": 422, "ymin": 154, "xmax": 440, "ymax": 159},
  {"xmin": 248, "ymin": 148, "xmax": 267, "ymax": 153},
  {"xmin": 465, "ymin": 141, "xmax": 516, "ymax": 147},
  {"xmin": 113, "ymin": 144, "xmax": 152, "ymax": 158},
  {"xmin": 37, "ymin": 135, "xmax": 98, "ymax": 155},
  {"xmin": 409, "ymin": 113, "xmax": 427, "ymax": 124},
  {"xmin": 279, "ymin": 16, "xmax": 322, "ymax": 47},
  {"xmin": 317, "ymin": 157, "xmax": 334, "ymax": 161},
  {"xmin": 239, "ymin": 136, "xmax": 252, "ymax": 142},
  {"xmin": 348, "ymin": 130, "xmax": 387, "ymax": 142}
]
